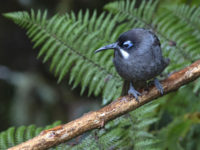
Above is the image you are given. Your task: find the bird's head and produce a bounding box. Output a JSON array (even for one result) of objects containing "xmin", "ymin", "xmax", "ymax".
[{"xmin": 95, "ymin": 28, "xmax": 159, "ymax": 59}]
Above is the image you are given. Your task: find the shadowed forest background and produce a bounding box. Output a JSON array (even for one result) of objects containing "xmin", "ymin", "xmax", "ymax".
[{"xmin": 0, "ymin": 0, "xmax": 200, "ymax": 149}]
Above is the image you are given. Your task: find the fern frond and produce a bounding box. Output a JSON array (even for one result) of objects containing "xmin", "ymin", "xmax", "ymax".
[
  {"xmin": 4, "ymin": 10, "xmax": 127, "ymax": 103},
  {"xmin": 153, "ymin": 9, "xmax": 200, "ymax": 62},
  {"xmin": 0, "ymin": 121, "xmax": 61, "ymax": 149},
  {"xmin": 127, "ymin": 101, "xmax": 161, "ymax": 150},
  {"xmin": 165, "ymin": 4, "xmax": 200, "ymax": 39}
]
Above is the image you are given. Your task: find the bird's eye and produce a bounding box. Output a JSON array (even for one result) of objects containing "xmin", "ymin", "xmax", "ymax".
[{"xmin": 122, "ymin": 41, "xmax": 133, "ymax": 49}]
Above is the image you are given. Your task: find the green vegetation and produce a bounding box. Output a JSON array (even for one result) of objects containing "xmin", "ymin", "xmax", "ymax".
[{"xmin": 1, "ymin": 0, "xmax": 200, "ymax": 149}]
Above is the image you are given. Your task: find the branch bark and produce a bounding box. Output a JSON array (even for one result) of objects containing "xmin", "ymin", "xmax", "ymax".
[{"xmin": 9, "ymin": 60, "xmax": 200, "ymax": 150}]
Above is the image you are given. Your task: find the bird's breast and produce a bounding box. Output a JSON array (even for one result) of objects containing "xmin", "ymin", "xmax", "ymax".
[{"xmin": 113, "ymin": 53, "xmax": 165, "ymax": 81}]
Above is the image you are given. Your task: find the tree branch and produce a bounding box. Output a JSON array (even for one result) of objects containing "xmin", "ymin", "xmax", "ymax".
[{"xmin": 9, "ymin": 60, "xmax": 200, "ymax": 150}]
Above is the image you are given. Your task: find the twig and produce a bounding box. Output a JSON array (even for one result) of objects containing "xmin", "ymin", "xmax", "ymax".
[{"xmin": 9, "ymin": 60, "xmax": 200, "ymax": 150}]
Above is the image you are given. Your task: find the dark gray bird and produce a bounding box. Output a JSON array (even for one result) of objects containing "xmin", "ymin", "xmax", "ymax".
[{"xmin": 95, "ymin": 28, "xmax": 169, "ymax": 101}]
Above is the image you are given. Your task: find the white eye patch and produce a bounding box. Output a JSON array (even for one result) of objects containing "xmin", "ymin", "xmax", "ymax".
[
  {"xmin": 123, "ymin": 40, "xmax": 133, "ymax": 49},
  {"xmin": 119, "ymin": 48, "xmax": 129, "ymax": 59}
]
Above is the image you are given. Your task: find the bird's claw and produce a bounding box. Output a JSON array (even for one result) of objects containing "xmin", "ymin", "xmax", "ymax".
[
  {"xmin": 154, "ymin": 78, "xmax": 164, "ymax": 95},
  {"xmin": 128, "ymin": 85, "xmax": 141, "ymax": 102}
]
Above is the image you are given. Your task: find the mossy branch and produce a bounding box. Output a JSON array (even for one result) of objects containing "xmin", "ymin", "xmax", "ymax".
[{"xmin": 8, "ymin": 60, "xmax": 200, "ymax": 150}]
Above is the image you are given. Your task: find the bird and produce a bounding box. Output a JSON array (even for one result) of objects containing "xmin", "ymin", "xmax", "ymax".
[{"xmin": 95, "ymin": 28, "xmax": 169, "ymax": 101}]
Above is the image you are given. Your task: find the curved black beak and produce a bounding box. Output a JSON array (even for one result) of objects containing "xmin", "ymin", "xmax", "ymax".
[{"xmin": 95, "ymin": 43, "xmax": 118, "ymax": 53}]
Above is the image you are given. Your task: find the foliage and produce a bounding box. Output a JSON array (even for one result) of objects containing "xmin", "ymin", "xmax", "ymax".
[
  {"xmin": 0, "ymin": 121, "xmax": 61, "ymax": 149},
  {"xmin": 158, "ymin": 112, "xmax": 200, "ymax": 150},
  {"xmin": 3, "ymin": 9, "xmax": 124, "ymax": 105},
  {"xmin": 2, "ymin": 0, "xmax": 200, "ymax": 149}
]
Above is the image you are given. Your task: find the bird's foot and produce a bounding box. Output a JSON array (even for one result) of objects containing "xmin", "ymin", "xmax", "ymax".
[
  {"xmin": 154, "ymin": 78, "xmax": 164, "ymax": 95},
  {"xmin": 128, "ymin": 83, "xmax": 141, "ymax": 102}
]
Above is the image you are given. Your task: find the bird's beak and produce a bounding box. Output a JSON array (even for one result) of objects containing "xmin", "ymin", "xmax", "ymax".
[{"xmin": 95, "ymin": 43, "xmax": 118, "ymax": 53}]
